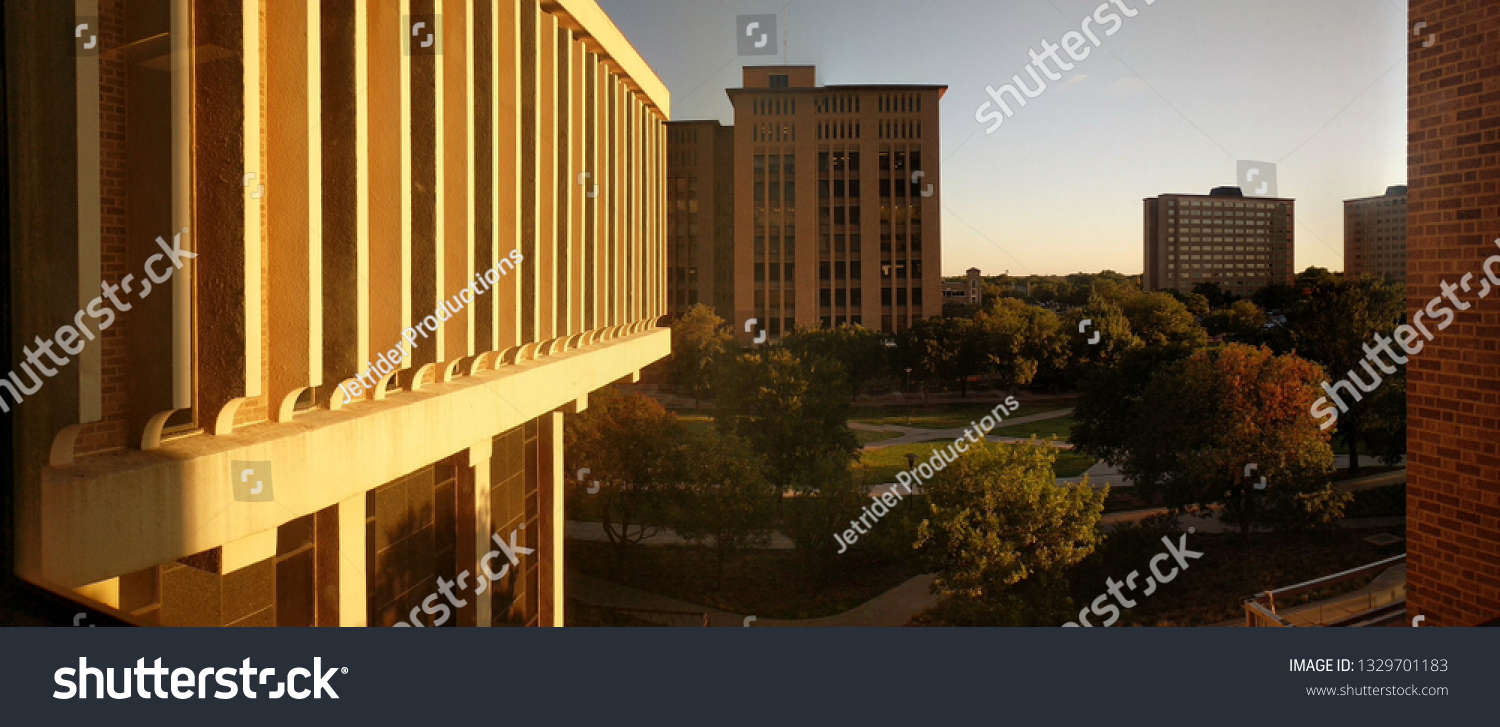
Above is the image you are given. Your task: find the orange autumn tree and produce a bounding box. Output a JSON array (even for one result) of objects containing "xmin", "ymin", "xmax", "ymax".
[{"xmin": 1077, "ymin": 344, "xmax": 1341, "ymax": 532}]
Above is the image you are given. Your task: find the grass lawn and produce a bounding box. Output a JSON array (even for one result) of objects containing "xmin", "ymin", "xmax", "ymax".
[
  {"xmin": 856, "ymin": 428, "xmax": 903, "ymax": 446},
  {"xmin": 849, "ymin": 401, "xmax": 1071, "ymax": 430},
  {"xmin": 852, "ymin": 439, "xmax": 1096, "ymax": 485},
  {"xmin": 1052, "ymin": 451, "xmax": 1098, "ymax": 478},
  {"xmin": 990, "ymin": 416, "xmax": 1076, "ymax": 441},
  {"xmin": 567, "ymin": 540, "xmax": 923, "ymax": 620}
]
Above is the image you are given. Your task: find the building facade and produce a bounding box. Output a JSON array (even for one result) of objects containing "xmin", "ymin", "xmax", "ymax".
[
  {"xmin": 942, "ymin": 267, "xmax": 983, "ymax": 313},
  {"xmin": 1143, "ymin": 188, "xmax": 1295, "ymax": 295},
  {"xmin": 1406, "ymin": 0, "xmax": 1500, "ymax": 627},
  {"xmin": 1344, "ymin": 185, "xmax": 1408, "ymax": 283},
  {"xmin": 666, "ymin": 120, "xmax": 735, "ymax": 320},
  {"xmin": 708, "ymin": 66, "xmax": 944, "ymax": 343},
  {"xmin": 7, "ymin": 0, "xmax": 668, "ymax": 627}
]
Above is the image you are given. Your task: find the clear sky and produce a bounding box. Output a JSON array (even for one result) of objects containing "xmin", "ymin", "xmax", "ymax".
[{"xmin": 596, "ymin": 0, "xmax": 1409, "ymax": 276}]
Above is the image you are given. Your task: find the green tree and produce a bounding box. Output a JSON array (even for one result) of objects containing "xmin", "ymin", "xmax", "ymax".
[
  {"xmin": 671, "ymin": 429, "xmax": 779, "ymax": 585},
  {"xmin": 915, "ymin": 440, "xmax": 1106, "ymax": 624},
  {"xmin": 667, "ymin": 305, "xmax": 733, "ymax": 407},
  {"xmin": 1192, "ymin": 282, "xmax": 1238, "ymax": 309},
  {"xmin": 1204, "ymin": 299, "xmax": 1269, "ymax": 345},
  {"xmin": 782, "ymin": 323, "xmax": 887, "ymax": 398},
  {"xmin": 1283, "ymin": 276, "xmax": 1406, "ymax": 473},
  {"xmin": 1067, "ymin": 294, "xmax": 1137, "ymax": 373},
  {"xmin": 564, "ymin": 387, "xmax": 683, "ymax": 572},
  {"xmin": 714, "ymin": 348, "xmax": 859, "ymax": 492},
  {"xmin": 1252, "ymin": 282, "xmax": 1300, "ymax": 313},
  {"xmin": 899, "ymin": 316, "xmax": 986, "ymax": 396},
  {"xmin": 1121, "ymin": 290, "xmax": 1208, "ymax": 349},
  {"xmin": 975, "ymin": 297, "xmax": 1067, "ymax": 392}
]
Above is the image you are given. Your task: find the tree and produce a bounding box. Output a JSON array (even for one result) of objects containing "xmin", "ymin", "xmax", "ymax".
[
  {"xmin": 1067, "ymin": 294, "xmax": 1137, "ymax": 374},
  {"xmin": 1282, "ymin": 276, "xmax": 1406, "ymax": 473},
  {"xmin": 714, "ymin": 348, "xmax": 860, "ymax": 492},
  {"xmin": 564, "ymin": 387, "xmax": 683, "ymax": 572},
  {"xmin": 1252, "ymin": 283, "xmax": 1300, "ymax": 314},
  {"xmin": 1192, "ymin": 281, "xmax": 1238, "ymax": 309},
  {"xmin": 1204, "ymin": 299, "xmax": 1269, "ymax": 345},
  {"xmin": 671, "ymin": 429, "xmax": 779, "ymax": 585},
  {"xmin": 898, "ymin": 316, "xmax": 986, "ymax": 396},
  {"xmin": 1167, "ymin": 289, "xmax": 1211, "ymax": 317},
  {"xmin": 667, "ymin": 305, "xmax": 733, "ymax": 407},
  {"xmin": 1295, "ymin": 266, "xmax": 1340, "ymax": 294},
  {"xmin": 782, "ymin": 324, "xmax": 887, "ymax": 398},
  {"xmin": 974, "ymin": 297, "xmax": 1067, "ymax": 392},
  {"xmin": 915, "ymin": 440, "xmax": 1106, "ymax": 624},
  {"xmin": 1120, "ymin": 290, "xmax": 1208, "ymax": 349},
  {"xmin": 1073, "ymin": 344, "xmax": 1341, "ymax": 531}
]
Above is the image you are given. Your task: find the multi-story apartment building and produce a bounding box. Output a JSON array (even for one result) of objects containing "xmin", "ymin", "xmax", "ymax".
[
  {"xmin": 5, "ymin": 0, "xmax": 668, "ymax": 627},
  {"xmin": 1406, "ymin": 0, "xmax": 1500, "ymax": 627},
  {"xmin": 706, "ymin": 66, "xmax": 944, "ymax": 343},
  {"xmin": 666, "ymin": 120, "xmax": 735, "ymax": 319},
  {"xmin": 1143, "ymin": 187, "xmax": 1295, "ymax": 295},
  {"xmin": 1344, "ymin": 185, "xmax": 1408, "ymax": 283}
]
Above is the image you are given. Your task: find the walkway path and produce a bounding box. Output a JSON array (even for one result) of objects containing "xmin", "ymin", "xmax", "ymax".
[
  {"xmin": 854, "ymin": 408, "xmax": 1076, "ymax": 450},
  {"xmin": 566, "ymin": 571, "xmax": 939, "ymax": 627}
]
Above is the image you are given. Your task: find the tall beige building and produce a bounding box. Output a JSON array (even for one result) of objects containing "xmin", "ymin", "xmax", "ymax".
[
  {"xmin": 1343, "ymin": 186, "xmax": 1407, "ymax": 283},
  {"xmin": 677, "ymin": 66, "xmax": 945, "ymax": 342},
  {"xmin": 1143, "ymin": 188, "xmax": 1295, "ymax": 295},
  {"xmin": 666, "ymin": 120, "xmax": 735, "ymax": 319},
  {"xmin": 6, "ymin": 0, "xmax": 667, "ymax": 627}
]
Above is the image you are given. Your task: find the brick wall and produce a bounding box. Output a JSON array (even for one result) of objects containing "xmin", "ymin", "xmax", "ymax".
[{"xmin": 1407, "ymin": 0, "xmax": 1500, "ymax": 626}]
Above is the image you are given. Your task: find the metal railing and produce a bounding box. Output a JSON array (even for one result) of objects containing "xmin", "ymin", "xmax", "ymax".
[{"xmin": 1243, "ymin": 553, "xmax": 1406, "ymax": 627}]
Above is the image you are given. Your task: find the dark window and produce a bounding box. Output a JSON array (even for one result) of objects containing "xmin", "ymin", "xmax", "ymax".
[
  {"xmin": 770, "ymin": 74, "xmax": 789, "ymax": 88},
  {"xmin": 851, "ymin": 289, "xmax": 863, "ymax": 307},
  {"xmin": 897, "ymin": 288, "xmax": 908, "ymax": 306},
  {"xmin": 912, "ymin": 288, "xmax": 923, "ymax": 306},
  {"xmin": 820, "ymin": 262, "xmax": 831, "ymax": 281},
  {"xmin": 820, "ymin": 289, "xmax": 832, "ymax": 307},
  {"xmin": 882, "ymin": 288, "xmax": 892, "ymax": 305}
]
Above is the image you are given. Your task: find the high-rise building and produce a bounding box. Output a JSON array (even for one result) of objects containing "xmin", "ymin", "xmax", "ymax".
[
  {"xmin": 1406, "ymin": 0, "xmax": 1500, "ymax": 627},
  {"xmin": 1344, "ymin": 186, "xmax": 1408, "ymax": 283},
  {"xmin": 666, "ymin": 120, "xmax": 735, "ymax": 319},
  {"xmin": 683, "ymin": 66, "xmax": 945, "ymax": 343},
  {"xmin": 1143, "ymin": 187, "xmax": 1295, "ymax": 295},
  {"xmin": 5, "ymin": 0, "xmax": 668, "ymax": 627}
]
